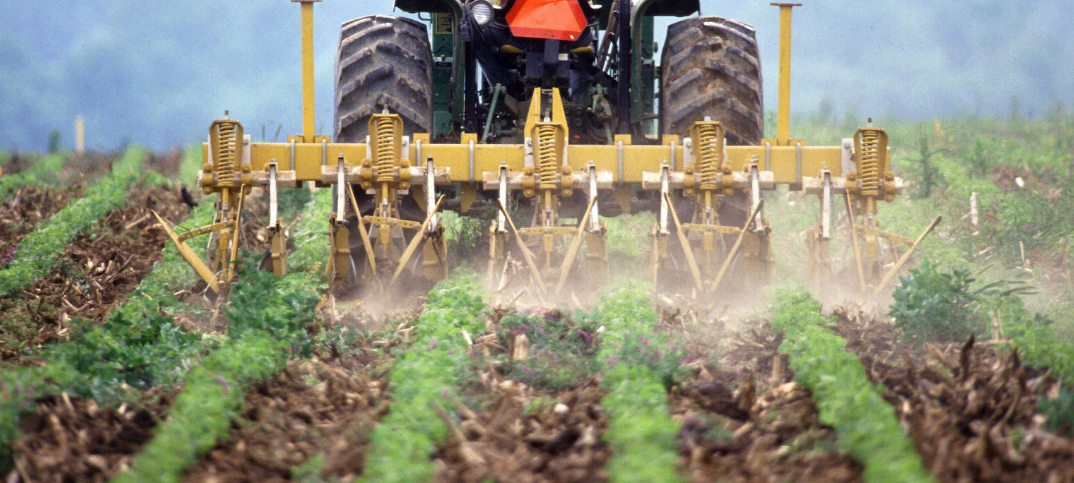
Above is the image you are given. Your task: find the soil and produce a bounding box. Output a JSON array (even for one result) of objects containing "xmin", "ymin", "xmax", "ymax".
[
  {"xmin": 413, "ymin": 305, "xmax": 610, "ymax": 483},
  {"xmin": 0, "ymin": 185, "xmax": 193, "ymax": 361},
  {"xmin": 182, "ymin": 306, "xmax": 419, "ymax": 483},
  {"xmin": 433, "ymin": 381, "xmax": 612, "ymax": 483},
  {"xmin": 8, "ymin": 389, "xmax": 172, "ymax": 483},
  {"xmin": 831, "ymin": 306, "xmax": 1074, "ymax": 482},
  {"xmin": 0, "ymin": 186, "xmax": 79, "ymax": 264},
  {"xmin": 183, "ymin": 355, "xmax": 388, "ymax": 483},
  {"xmin": 669, "ymin": 317, "xmax": 863, "ymax": 483}
]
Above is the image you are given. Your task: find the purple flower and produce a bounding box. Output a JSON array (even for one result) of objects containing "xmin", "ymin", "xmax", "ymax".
[
  {"xmin": 427, "ymin": 338, "xmax": 438, "ymax": 350},
  {"xmin": 215, "ymin": 375, "xmax": 230, "ymax": 396},
  {"xmin": 1, "ymin": 246, "xmax": 15, "ymax": 267},
  {"xmin": 578, "ymin": 329, "xmax": 593, "ymax": 343},
  {"xmin": 639, "ymin": 336, "xmax": 649, "ymax": 348}
]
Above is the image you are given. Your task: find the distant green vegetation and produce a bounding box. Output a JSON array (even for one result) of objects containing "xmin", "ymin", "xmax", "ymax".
[
  {"xmin": 0, "ymin": 153, "xmax": 66, "ymax": 202},
  {"xmin": 772, "ymin": 108, "xmax": 1074, "ymax": 342}
]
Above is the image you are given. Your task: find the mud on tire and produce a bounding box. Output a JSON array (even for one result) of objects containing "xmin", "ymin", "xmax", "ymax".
[{"xmin": 660, "ymin": 16, "xmax": 764, "ymax": 145}]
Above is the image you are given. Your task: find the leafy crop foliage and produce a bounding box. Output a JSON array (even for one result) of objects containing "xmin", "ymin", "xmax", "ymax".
[
  {"xmin": 890, "ymin": 260, "xmax": 983, "ymax": 343},
  {"xmin": 0, "ymin": 153, "xmax": 65, "ymax": 202},
  {"xmin": 495, "ymin": 309, "xmax": 601, "ymax": 390},
  {"xmin": 0, "ymin": 148, "xmax": 144, "ymax": 296},
  {"xmin": 590, "ymin": 284, "xmax": 686, "ymax": 483},
  {"xmin": 891, "ymin": 259, "xmax": 1036, "ymax": 344},
  {"xmin": 44, "ymin": 194, "xmax": 218, "ymax": 402},
  {"xmin": 111, "ymin": 187, "xmax": 329, "ymax": 483},
  {"xmin": 288, "ymin": 188, "xmax": 332, "ymax": 275},
  {"xmin": 359, "ymin": 274, "xmax": 486, "ymax": 483},
  {"xmin": 0, "ymin": 149, "xmax": 213, "ymax": 471},
  {"xmin": 113, "ymin": 266, "xmax": 319, "ymax": 483},
  {"xmin": 1002, "ymin": 309, "xmax": 1074, "ymax": 434},
  {"xmin": 771, "ymin": 290, "xmax": 933, "ymax": 483}
]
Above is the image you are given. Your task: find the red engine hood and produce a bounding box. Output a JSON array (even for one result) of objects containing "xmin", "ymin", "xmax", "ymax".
[{"xmin": 505, "ymin": 0, "xmax": 588, "ymax": 42}]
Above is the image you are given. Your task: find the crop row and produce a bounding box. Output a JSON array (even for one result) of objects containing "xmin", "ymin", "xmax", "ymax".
[
  {"xmin": 0, "ymin": 148, "xmax": 144, "ymax": 296},
  {"xmin": 771, "ymin": 291, "xmax": 934, "ymax": 483},
  {"xmin": 359, "ymin": 274, "xmax": 487, "ymax": 483},
  {"xmin": 0, "ymin": 147, "xmax": 208, "ymax": 467},
  {"xmin": 0, "ymin": 153, "xmax": 66, "ymax": 202},
  {"xmin": 112, "ymin": 269, "xmax": 321, "ymax": 483},
  {"xmin": 593, "ymin": 284, "xmax": 685, "ymax": 483}
]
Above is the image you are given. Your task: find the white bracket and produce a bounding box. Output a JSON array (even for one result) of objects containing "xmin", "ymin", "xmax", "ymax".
[
  {"xmin": 497, "ymin": 163, "xmax": 508, "ymax": 234},
  {"xmin": 588, "ymin": 162, "xmax": 600, "ymax": 231},
  {"xmin": 659, "ymin": 163, "xmax": 670, "ymax": 235},
  {"xmin": 268, "ymin": 161, "xmax": 279, "ymax": 229},
  {"xmin": 821, "ymin": 168, "xmax": 832, "ymax": 240},
  {"xmin": 335, "ymin": 155, "xmax": 347, "ymax": 224}
]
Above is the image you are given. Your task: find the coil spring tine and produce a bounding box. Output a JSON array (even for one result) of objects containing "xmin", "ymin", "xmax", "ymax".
[
  {"xmin": 216, "ymin": 122, "xmax": 238, "ymax": 189},
  {"xmin": 697, "ymin": 124, "xmax": 720, "ymax": 191},
  {"xmin": 859, "ymin": 130, "xmax": 880, "ymax": 197},
  {"xmin": 537, "ymin": 124, "xmax": 557, "ymax": 188},
  {"xmin": 376, "ymin": 116, "xmax": 395, "ymax": 183}
]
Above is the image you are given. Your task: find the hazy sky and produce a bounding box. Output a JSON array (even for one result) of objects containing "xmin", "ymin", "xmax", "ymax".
[{"xmin": 0, "ymin": 1, "xmax": 1071, "ymax": 151}]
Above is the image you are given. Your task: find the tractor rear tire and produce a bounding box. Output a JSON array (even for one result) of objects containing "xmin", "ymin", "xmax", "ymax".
[
  {"xmin": 660, "ymin": 16, "xmax": 764, "ymax": 145},
  {"xmin": 334, "ymin": 15, "xmax": 433, "ymax": 142},
  {"xmin": 333, "ymin": 15, "xmax": 434, "ymax": 287}
]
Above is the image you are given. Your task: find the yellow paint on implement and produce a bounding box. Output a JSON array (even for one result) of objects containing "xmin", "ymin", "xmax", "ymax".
[
  {"xmin": 772, "ymin": 2, "xmax": 801, "ymax": 146},
  {"xmin": 293, "ymin": 0, "xmax": 321, "ymax": 142},
  {"xmin": 212, "ymin": 141, "xmax": 850, "ymax": 186}
]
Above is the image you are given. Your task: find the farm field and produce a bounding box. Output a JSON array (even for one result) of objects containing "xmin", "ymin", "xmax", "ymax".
[{"xmin": 0, "ymin": 114, "xmax": 1072, "ymax": 483}]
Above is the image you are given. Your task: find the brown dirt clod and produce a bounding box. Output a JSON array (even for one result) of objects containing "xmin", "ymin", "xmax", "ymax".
[{"xmin": 831, "ymin": 305, "xmax": 1074, "ymax": 483}]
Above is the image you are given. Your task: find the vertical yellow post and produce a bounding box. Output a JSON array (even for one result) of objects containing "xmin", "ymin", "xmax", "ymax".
[
  {"xmin": 772, "ymin": 3, "xmax": 800, "ymax": 145},
  {"xmin": 75, "ymin": 115, "xmax": 85, "ymax": 156},
  {"xmin": 294, "ymin": 0, "xmax": 321, "ymax": 142}
]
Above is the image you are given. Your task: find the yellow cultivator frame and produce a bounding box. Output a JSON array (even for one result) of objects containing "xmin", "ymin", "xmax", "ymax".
[{"xmin": 163, "ymin": 1, "xmax": 938, "ymax": 300}]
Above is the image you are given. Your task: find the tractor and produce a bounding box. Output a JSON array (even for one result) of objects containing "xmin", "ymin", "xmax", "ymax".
[{"xmin": 157, "ymin": 0, "xmax": 939, "ymax": 304}]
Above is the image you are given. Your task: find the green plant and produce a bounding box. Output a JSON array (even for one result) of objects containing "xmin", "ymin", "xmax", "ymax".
[
  {"xmin": 288, "ymin": 188, "xmax": 333, "ymax": 275},
  {"xmin": 771, "ymin": 289, "xmax": 933, "ymax": 483},
  {"xmin": 1038, "ymin": 386, "xmax": 1074, "ymax": 436},
  {"xmin": 292, "ymin": 453, "xmax": 329, "ymax": 483},
  {"xmin": 496, "ymin": 309, "xmax": 601, "ymax": 391},
  {"xmin": 891, "ymin": 260, "xmax": 1036, "ymax": 344},
  {"xmin": 0, "ymin": 147, "xmax": 145, "ymax": 296},
  {"xmin": 111, "ymin": 334, "xmax": 290, "ymax": 483},
  {"xmin": 590, "ymin": 284, "xmax": 686, "ymax": 483},
  {"xmin": 359, "ymin": 274, "xmax": 486, "ymax": 483},
  {"xmin": 890, "ymin": 260, "xmax": 984, "ymax": 343},
  {"xmin": 111, "ymin": 264, "xmax": 321, "ymax": 483},
  {"xmin": 1006, "ymin": 313, "xmax": 1074, "ymax": 388},
  {"xmin": 0, "ymin": 153, "xmax": 66, "ymax": 202}
]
